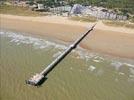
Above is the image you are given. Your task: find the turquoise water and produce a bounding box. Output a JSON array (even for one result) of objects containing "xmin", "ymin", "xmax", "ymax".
[{"xmin": 0, "ymin": 30, "xmax": 134, "ymax": 100}]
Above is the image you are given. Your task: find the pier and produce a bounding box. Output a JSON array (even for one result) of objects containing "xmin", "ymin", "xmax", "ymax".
[{"xmin": 26, "ymin": 24, "xmax": 96, "ymax": 86}]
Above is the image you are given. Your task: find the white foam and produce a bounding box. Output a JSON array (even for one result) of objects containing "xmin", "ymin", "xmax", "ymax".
[
  {"xmin": 53, "ymin": 51, "xmax": 62, "ymax": 58},
  {"xmin": 70, "ymin": 67, "xmax": 73, "ymax": 70},
  {"xmin": 119, "ymin": 72, "xmax": 125, "ymax": 75},
  {"xmin": 129, "ymin": 75, "xmax": 134, "ymax": 78},
  {"xmin": 39, "ymin": 46, "xmax": 47, "ymax": 49},
  {"xmin": 115, "ymin": 78, "xmax": 119, "ymax": 82},
  {"xmin": 93, "ymin": 59, "xmax": 100, "ymax": 63},
  {"xmin": 77, "ymin": 46, "xmax": 95, "ymax": 57},
  {"xmin": 0, "ymin": 31, "xmax": 5, "ymax": 35},
  {"xmin": 111, "ymin": 61, "xmax": 123, "ymax": 71},
  {"xmin": 1, "ymin": 30, "xmax": 103, "ymax": 63},
  {"xmin": 74, "ymin": 48, "xmax": 96, "ymax": 61},
  {"xmin": 98, "ymin": 57, "xmax": 104, "ymax": 60},
  {"xmin": 17, "ymin": 42, "xmax": 21, "ymax": 45},
  {"xmin": 88, "ymin": 65, "xmax": 96, "ymax": 72},
  {"xmin": 128, "ymin": 74, "xmax": 134, "ymax": 83},
  {"xmin": 129, "ymin": 68, "xmax": 134, "ymax": 75},
  {"xmin": 124, "ymin": 63, "xmax": 134, "ymax": 68},
  {"xmin": 0, "ymin": 30, "xmax": 67, "ymax": 51},
  {"xmin": 1, "ymin": 30, "xmax": 133, "ymax": 71}
]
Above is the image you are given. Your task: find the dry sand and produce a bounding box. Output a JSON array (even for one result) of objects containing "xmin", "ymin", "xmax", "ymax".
[{"xmin": 0, "ymin": 14, "xmax": 134, "ymax": 59}]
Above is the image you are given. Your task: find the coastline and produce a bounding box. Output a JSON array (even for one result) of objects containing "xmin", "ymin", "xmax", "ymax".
[{"xmin": 1, "ymin": 14, "xmax": 134, "ymax": 59}]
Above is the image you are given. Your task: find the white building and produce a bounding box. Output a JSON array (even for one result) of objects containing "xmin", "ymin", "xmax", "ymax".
[{"xmin": 70, "ymin": 4, "xmax": 127, "ymax": 20}]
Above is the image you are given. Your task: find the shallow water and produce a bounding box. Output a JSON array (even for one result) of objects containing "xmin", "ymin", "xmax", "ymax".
[{"xmin": 0, "ymin": 30, "xmax": 134, "ymax": 100}]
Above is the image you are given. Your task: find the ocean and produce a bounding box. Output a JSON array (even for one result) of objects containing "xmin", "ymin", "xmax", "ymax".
[{"xmin": 0, "ymin": 30, "xmax": 134, "ymax": 100}]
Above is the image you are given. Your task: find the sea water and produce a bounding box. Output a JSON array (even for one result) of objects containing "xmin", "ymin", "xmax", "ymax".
[{"xmin": 0, "ymin": 30, "xmax": 134, "ymax": 100}]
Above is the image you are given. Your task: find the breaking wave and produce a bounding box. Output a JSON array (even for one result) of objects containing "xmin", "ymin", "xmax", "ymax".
[{"xmin": 1, "ymin": 30, "xmax": 134, "ymax": 80}]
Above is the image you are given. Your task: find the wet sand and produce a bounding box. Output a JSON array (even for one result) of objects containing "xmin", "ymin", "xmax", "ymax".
[{"xmin": 1, "ymin": 14, "xmax": 134, "ymax": 59}]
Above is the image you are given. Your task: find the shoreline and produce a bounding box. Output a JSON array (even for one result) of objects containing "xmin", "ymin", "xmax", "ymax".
[
  {"xmin": 1, "ymin": 14, "xmax": 134, "ymax": 59},
  {"xmin": 1, "ymin": 14, "xmax": 134, "ymax": 34}
]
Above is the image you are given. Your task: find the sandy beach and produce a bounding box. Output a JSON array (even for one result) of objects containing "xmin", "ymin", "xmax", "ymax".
[{"xmin": 0, "ymin": 14, "xmax": 134, "ymax": 59}]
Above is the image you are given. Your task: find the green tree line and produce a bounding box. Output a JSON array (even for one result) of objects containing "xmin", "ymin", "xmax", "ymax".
[
  {"xmin": 2, "ymin": 0, "xmax": 134, "ymax": 14},
  {"xmin": 33, "ymin": 0, "xmax": 134, "ymax": 14},
  {"xmin": 68, "ymin": 0, "xmax": 134, "ymax": 14}
]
